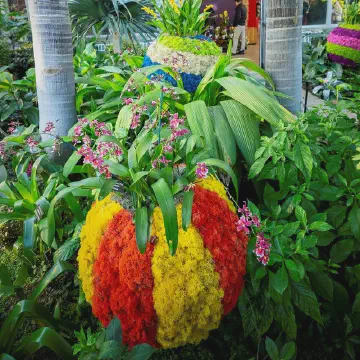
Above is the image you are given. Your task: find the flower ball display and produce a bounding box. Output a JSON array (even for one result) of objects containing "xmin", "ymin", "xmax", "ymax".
[
  {"xmin": 78, "ymin": 177, "xmax": 248, "ymax": 349},
  {"xmin": 142, "ymin": 34, "xmax": 222, "ymax": 93},
  {"xmin": 327, "ymin": 24, "xmax": 360, "ymax": 67}
]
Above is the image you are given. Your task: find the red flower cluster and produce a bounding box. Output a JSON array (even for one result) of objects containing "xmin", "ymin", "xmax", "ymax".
[
  {"xmin": 192, "ymin": 185, "xmax": 248, "ymax": 315},
  {"xmin": 92, "ymin": 209, "xmax": 159, "ymax": 348}
]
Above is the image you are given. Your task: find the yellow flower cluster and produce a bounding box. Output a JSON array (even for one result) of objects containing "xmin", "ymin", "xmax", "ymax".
[
  {"xmin": 196, "ymin": 176, "xmax": 236, "ymax": 213},
  {"xmin": 142, "ymin": 6, "xmax": 157, "ymax": 19},
  {"xmin": 169, "ymin": 0, "xmax": 180, "ymax": 15},
  {"xmin": 77, "ymin": 195, "xmax": 122, "ymax": 303},
  {"xmin": 204, "ymin": 4, "xmax": 214, "ymax": 13},
  {"xmin": 151, "ymin": 206, "xmax": 223, "ymax": 348}
]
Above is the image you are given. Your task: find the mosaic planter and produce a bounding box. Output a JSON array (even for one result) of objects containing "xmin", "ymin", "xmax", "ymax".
[
  {"xmin": 327, "ymin": 24, "xmax": 360, "ymax": 67},
  {"xmin": 142, "ymin": 34, "xmax": 222, "ymax": 93}
]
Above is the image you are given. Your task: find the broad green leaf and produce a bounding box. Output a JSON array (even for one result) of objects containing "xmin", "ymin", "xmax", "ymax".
[
  {"xmin": 216, "ymin": 76, "xmax": 294, "ymax": 126},
  {"xmin": 105, "ymin": 317, "xmax": 122, "ymax": 342},
  {"xmin": 295, "ymin": 206, "xmax": 307, "ymax": 227},
  {"xmin": 291, "ymin": 281, "xmax": 322, "ymax": 323},
  {"xmin": 13, "ymin": 327, "xmax": 75, "ymax": 360},
  {"xmin": 221, "ymin": 100, "xmax": 260, "ymax": 166},
  {"xmin": 135, "ymin": 207, "xmax": 148, "ymax": 254},
  {"xmin": 152, "ymin": 179, "xmax": 178, "ymax": 255},
  {"xmin": 182, "ymin": 190, "xmax": 194, "ymax": 231},
  {"xmin": 30, "ymin": 155, "xmax": 47, "ymax": 201},
  {"xmin": 105, "ymin": 160, "xmax": 131, "ymax": 178},
  {"xmin": 280, "ymin": 342, "xmax": 296, "ymax": 360},
  {"xmin": 98, "ymin": 340, "xmax": 123, "ymax": 359},
  {"xmin": 129, "ymin": 171, "xmax": 149, "ymax": 190},
  {"xmin": 0, "ymin": 165, "xmax": 7, "ymax": 182},
  {"xmin": 208, "ymin": 105, "xmax": 237, "ymax": 165},
  {"xmin": 0, "ymin": 264, "xmax": 12, "ymax": 286},
  {"xmin": 53, "ymin": 238, "xmax": 80, "ymax": 262},
  {"xmin": 249, "ymin": 157, "xmax": 268, "ymax": 179},
  {"xmin": 294, "ymin": 141, "xmax": 313, "ymax": 180},
  {"xmin": 309, "ymin": 271, "xmax": 333, "ymax": 301},
  {"xmin": 272, "ymin": 265, "xmax": 288, "ymax": 295},
  {"xmin": 29, "ymin": 261, "xmax": 75, "ymax": 300},
  {"xmin": 353, "ymin": 292, "xmax": 360, "ymax": 313},
  {"xmin": 69, "ymin": 177, "xmax": 104, "ymax": 189},
  {"xmin": 63, "ymin": 152, "xmax": 81, "ymax": 178},
  {"xmin": 330, "ymin": 239, "xmax": 354, "ymax": 264},
  {"xmin": 265, "ymin": 337, "xmax": 279, "ymax": 360},
  {"xmin": 349, "ymin": 205, "xmax": 360, "ymax": 239},
  {"xmin": 136, "ymin": 132, "xmax": 153, "ymax": 163},
  {"xmin": 309, "ymin": 221, "xmax": 333, "ymax": 232},
  {"xmin": 326, "ymin": 205, "xmax": 347, "ymax": 228},
  {"xmin": 23, "ymin": 216, "xmax": 37, "ymax": 255},
  {"xmin": 185, "ymin": 101, "xmax": 218, "ymax": 158},
  {"xmin": 126, "ymin": 344, "xmax": 155, "ymax": 360}
]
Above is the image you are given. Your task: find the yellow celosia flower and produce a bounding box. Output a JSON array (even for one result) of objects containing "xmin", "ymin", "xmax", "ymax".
[
  {"xmin": 77, "ymin": 195, "xmax": 122, "ymax": 303},
  {"xmin": 169, "ymin": 0, "xmax": 180, "ymax": 15},
  {"xmin": 142, "ymin": 6, "xmax": 157, "ymax": 18},
  {"xmin": 204, "ymin": 4, "xmax": 214, "ymax": 13},
  {"xmin": 151, "ymin": 206, "xmax": 223, "ymax": 348},
  {"xmin": 196, "ymin": 176, "xmax": 236, "ymax": 213},
  {"xmin": 224, "ymin": 10, "xmax": 228, "ymax": 18}
]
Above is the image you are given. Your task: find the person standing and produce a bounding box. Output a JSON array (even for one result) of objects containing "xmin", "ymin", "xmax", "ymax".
[{"xmin": 232, "ymin": 0, "xmax": 247, "ymax": 55}]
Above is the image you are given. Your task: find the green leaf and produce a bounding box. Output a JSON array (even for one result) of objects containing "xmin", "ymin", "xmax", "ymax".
[
  {"xmin": 276, "ymin": 305, "xmax": 297, "ymax": 340},
  {"xmin": 203, "ymin": 158, "xmax": 238, "ymax": 198},
  {"xmin": 216, "ymin": 77, "xmax": 294, "ymax": 126},
  {"xmin": 349, "ymin": 205, "xmax": 360, "ymax": 239},
  {"xmin": 53, "ymin": 238, "xmax": 80, "ymax": 262},
  {"xmin": 265, "ymin": 337, "xmax": 279, "ymax": 360},
  {"xmin": 272, "ymin": 265, "xmax": 288, "ymax": 295},
  {"xmin": 326, "ymin": 205, "xmax": 347, "ymax": 228},
  {"xmin": 63, "ymin": 152, "xmax": 81, "ymax": 178},
  {"xmin": 308, "ymin": 271, "xmax": 334, "ymax": 301},
  {"xmin": 208, "ymin": 105, "xmax": 237, "ymax": 165},
  {"xmin": 126, "ymin": 344, "xmax": 155, "ymax": 360},
  {"xmin": 353, "ymin": 292, "xmax": 360, "ymax": 313},
  {"xmin": 152, "ymin": 179, "xmax": 178, "ymax": 255},
  {"xmin": 13, "ymin": 327, "xmax": 75, "ymax": 360},
  {"xmin": 319, "ymin": 185, "xmax": 344, "ymax": 201},
  {"xmin": 182, "ymin": 190, "xmax": 194, "ymax": 231},
  {"xmin": 23, "ymin": 216, "xmax": 37, "ymax": 255},
  {"xmin": 135, "ymin": 207, "xmax": 148, "ymax": 254},
  {"xmin": 0, "ymin": 264, "xmax": 12, "ymax": 286},
  {"xmin": 309, "ymin": 221, "xmax": 333, "ymax": 232},
  {"xmin": 280, "ymin": 342, "xmax": 296, "ymax": 360},
  {"xmin": 105, "ymin": 160, "xmax": 131, "ymax": 178},
  {"xmin": 136, "ymin": 132, "xmax": 153, "ymax": 163},
  {"xmin": 240, "ymin": 307, "xmax": 257, "ymax": 338},
  {"xmin": 330, "ymin": 239, "xmax": 354, "ymax": 264},
  {"xmin": 184, "ymin": 101, "xmax": 218, "ymax": 158},
  {"xmin": 98, "ymin": 340, "xmax": 123, "ymax": 359},
  {"xmin": 0, "ymin": 165, "xmax": 8, "ymax": 182},
  {"xmin": 29, "ymin": 261, "xmax": 75, "ymax": 301},
  {"xmin": 221, "ymin": 100, "xmax": 261, "ymax": 166},
  {"xmin": 291, "ymin": 281, "xmax": 322, "ymax": 323},
  {"xmin": 249, "ymin": 157, "xmax": 268, "ymax": 179},
  {"xmin": 105, "ymin": 317, "xmax": 122, "ymax": 342},
  {"xmin": 116, "ymin": 105, "xmax": 133, "ymax": 133},
  {"xmin": 294, "ymin": 141, "xmax": 313, "ymax": 180},
  {"xmin": 295, "ymin": 206, "xmax": 307, "ymax": 227}
]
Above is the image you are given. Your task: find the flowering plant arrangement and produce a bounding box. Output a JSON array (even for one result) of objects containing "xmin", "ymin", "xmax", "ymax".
[{"xmin": 144, "ymin": 0, "xmax": 212, "ymax": 37}]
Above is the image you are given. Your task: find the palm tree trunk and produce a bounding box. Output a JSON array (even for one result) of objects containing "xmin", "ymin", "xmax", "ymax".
[
  {"xmin": 27, "ymin": 0, "xmax": 76, "ymax": 160},
  {"xmin": 264, "ymin": 0, "xmax": 303, "ymax": 114}
]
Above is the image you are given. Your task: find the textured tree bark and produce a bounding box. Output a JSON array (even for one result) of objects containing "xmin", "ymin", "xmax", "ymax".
[
  {"xmin": 265, "ymin": 0, "xmax": 303, "ymax": 114},
  {"xmin": 27, "ymin": 0, "xmax": 76, "ymax": 160}
]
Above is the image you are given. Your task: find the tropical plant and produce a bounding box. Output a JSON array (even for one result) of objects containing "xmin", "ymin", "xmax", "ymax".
[
  {"xmin": 145, "ymin": 0, "xmax": 212, "ymax": 37},
  {"xmin": 344, "ymin": 1, "xmax": 360, "ymax": 25},
  {"xmin": 0, "ymin": 261, "xmax": 76, "ymax": 360},
  {"xmin": 73, "ymin": 318, "xmax": 155, "ymax": 360},
  {"xmin": 69, "ymin": 0, "xmax": 157, "ymax": 47},
  {"xmin": 0, "ymin": 68, "xmax": 38, "ymax": 127},
  {"xmin": 312, "ymin": 70, "xmax": 351, "ymax": 101},
  {"xmin": 239, "ymin": 98, "xmax": 360, "ymax": 360}
]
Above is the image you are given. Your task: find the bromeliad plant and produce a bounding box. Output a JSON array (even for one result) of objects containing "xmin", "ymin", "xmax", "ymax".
[{"xmin": 145, "ymin": 0, "xmax": 212, "ymax": 37}]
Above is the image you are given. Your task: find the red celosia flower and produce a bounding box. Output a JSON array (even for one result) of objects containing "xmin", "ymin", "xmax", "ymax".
[
  {"xmin": 92, "ymin": 209, "xmax": 159, "ymax": 348},
  {"xmin": 192, "ymin": 185, "xmax": 248, "ymax": 315}
]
